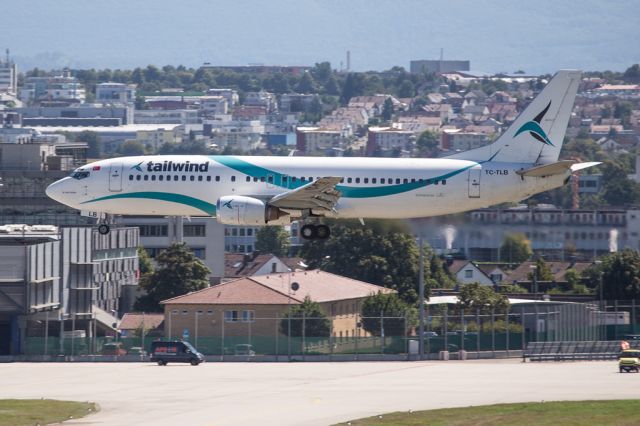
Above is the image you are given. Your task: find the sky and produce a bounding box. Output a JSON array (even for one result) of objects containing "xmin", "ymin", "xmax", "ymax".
[{"xmin": 5, "ymin": 0, "xmax": 640, "ymax": 74}]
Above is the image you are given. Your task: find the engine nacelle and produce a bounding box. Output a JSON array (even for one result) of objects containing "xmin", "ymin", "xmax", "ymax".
[{"xmin": 216, "ymin": 195, "xmax": 290, "ymax": 225}]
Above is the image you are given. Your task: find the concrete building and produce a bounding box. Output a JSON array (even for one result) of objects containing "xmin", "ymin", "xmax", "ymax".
[
  {"xmin": 441, "ymin": 130, "xmax": 489, "ymax": 152},
  {"xmin": 207, "ymin": 89, "xmax": 239, "ymax": 106},
  {"xmin": 244, "ymin": 91, "xmax": 277, "ymax": 112},
  {"xmin": 161, "ymin": 270, "xmax": 395, "ymax": 341},
  {"xmin": 20, "ymin": 70, "xmax": 86, "ymax": 105},
  {"xmin": 412, "ymin": 206, "xmax": 640, "ymax": 261},
  {"xmin": 0, "ymin": 224, "xmax": 139, "ymax": 355},
  {"xmin": 134, "ymin": 109, "xmax": 199, "ymax": 125},
  {"xmin": 410, "ymin": 60, "xmax": 470, "ymax": 74},
  {"xmin": 366, "ymin": 127, "xmax": 414, "ymax": 156},
  {"xmin": 204, "ymin": 118, "xmax": 265, "ymax": 152},
  {"xmin": 125, "ymin": 129, "xmax": 183, "ymax": 153},
  {"xmin": 16, "ymin": 105, "xmax": 133, "ymax": 126},
  {"xmin": 296, "ymin": 127, "xmax": 343, "ymax": 155},
  {"xmin": 279, "ymin": 94, "xmax": 320, "ymax": 113},
  {"xmin": 95, "ymin": 82, "xmax": 136, "ymax": 105},
  {"xmin": 0, "ymin": 54, "xmax": 17, "ymax": 94},
  {"xmin": 116, "ymin": 216, "xmax": 225, "ymax": 284}
]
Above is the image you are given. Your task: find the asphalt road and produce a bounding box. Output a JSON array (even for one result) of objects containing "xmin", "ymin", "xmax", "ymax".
[{"xmin": 1, "ymin": 359, "xmax": 638, "ymax": 426}]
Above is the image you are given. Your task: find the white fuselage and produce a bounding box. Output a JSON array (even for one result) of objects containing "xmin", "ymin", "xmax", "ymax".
[{"xmin": 46, "ymin": 155, "xmax": 568, "ymax": 221}]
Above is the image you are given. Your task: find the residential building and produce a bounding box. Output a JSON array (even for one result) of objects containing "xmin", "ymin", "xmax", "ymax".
[
  {"xmin": 279, "ymin": 94, "xmax": 320, "ymax": 113},
  {"xmin": 95, "ymin": 82, "xmax": 136, "ymax": 105},
  {"xmin": 20, "ymin": 69, "xmax": 86, "ymax": 105},
  {"xmin": 366, "ymin": 127, "xmax": 414, "ymax": 155},
  {"xmin": 134, "ymin": 109, "xmax": 198, "ymax": 125},
  {"xmin": 447, "ymin": 260, "xmax": 504, "ymax": 286},
  {"xmin": 441, "ymin": 130, "xmax": 489, "ymax": 151},
  {"xmin": 296, "ymin": 127, "xmax": 343, "ymax": 155},
  {"xmin": 0, "ymin": 224, "xmax": 139, "ymax": 355},
  {"xmin": 118, "ymin": 313, "xmax": 164, "ymax": 338},
  {"xmin": 410, "ymin": 60, "xmax": 470, "ymax": 74},
  {"xmin": 507, "ymin": 261, "xmax": 592, "ymax": 290},
  {"xmin": 116, "ymin": 216, "xmax": 225, "ymax": 284},
  {"xmin": 160, "ymin": 270, "xmax": 395, "ymax": 340},
  {"xmin": 224, "ymin": 252, "xmax": 304, "ymax": 279},
  {"xmin": 207, "ymin": 89, "xmax": 239, "ymax": 106},
  {"xmin": 0, "ymin": 55, "xmax": 17, "ymax": 94},
  {"xmin": 126, "ymin": 129, "xmax": 183, "ymax": 152},
  {"xmin": 244, "ymin": 91, "xmax": 277, "ymax": 112}
]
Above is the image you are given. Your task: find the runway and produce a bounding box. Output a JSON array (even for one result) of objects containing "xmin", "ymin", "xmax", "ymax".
[{"xmin": 1, "ymin": 359, "xmax": 637, "ymax": 425}]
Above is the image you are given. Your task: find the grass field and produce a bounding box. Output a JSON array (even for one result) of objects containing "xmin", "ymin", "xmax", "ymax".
[
  {"xmin": 0, "ymin": 399, "xmax": 97, "ymax": 426},
  {"xmin": 336, "ymin": 400, "xmax": 640, "ymax": 426}
]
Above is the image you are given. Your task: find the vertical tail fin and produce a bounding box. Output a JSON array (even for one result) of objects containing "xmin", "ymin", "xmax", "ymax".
[{"xmin": 447, "ymin": 70, "xmax": 581, "ymax": 164}]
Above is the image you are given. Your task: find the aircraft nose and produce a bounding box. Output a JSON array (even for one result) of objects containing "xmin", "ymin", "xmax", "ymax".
[{"xmin": 46, "ymin": 178, "xmax": 74, "ymax": 205}]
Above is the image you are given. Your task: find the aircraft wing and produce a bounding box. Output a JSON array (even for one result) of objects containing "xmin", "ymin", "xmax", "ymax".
[{"xmin": 269, "ymin": 177, "xmax": 342, "ymax": 212}]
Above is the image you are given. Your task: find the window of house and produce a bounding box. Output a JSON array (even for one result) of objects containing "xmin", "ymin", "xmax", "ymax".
[
  {"xmin": 182, "ymin": 310, "xmax": 188, "ymax": 315},
  {"xmin": 465, "ymin": 270, "xmax": 473, "ymax": 278},
  {"xmin": 207, "ymin": 310, "xmax": 214, "ymax": 315},
  {"xmin": 242, "ymin": 310, "xmax": 255, "ymax": 323},
  {"xmin": 224, "ymin": 310, "xmax": 239, "ymax": 322},
  {"xmin": 184, "ymin": 224, "xmax": 206, "ymax": 237}
]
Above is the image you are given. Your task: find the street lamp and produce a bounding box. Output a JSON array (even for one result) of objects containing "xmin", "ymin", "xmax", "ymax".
[
  {"xmin": 594, "ymin": 260, "xmax": 603, "ymax": 310},
  {"xmin": 529, "ymin": 265, "xmax": 538, "ymax": 342}
]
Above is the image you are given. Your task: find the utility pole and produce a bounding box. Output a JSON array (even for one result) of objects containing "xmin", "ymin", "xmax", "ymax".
[{"xmin": 418, "ymin": 237, "xmax": 425, "ymax": 358}]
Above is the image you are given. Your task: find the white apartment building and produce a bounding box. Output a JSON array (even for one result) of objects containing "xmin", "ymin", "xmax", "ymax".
[
  {"xmin": 0, "ymin": 57, "xmax": 17, "ymax": 94},
  {"xmin": 95, "ymin": 82, "xmax": 136, "ymax": 105}
]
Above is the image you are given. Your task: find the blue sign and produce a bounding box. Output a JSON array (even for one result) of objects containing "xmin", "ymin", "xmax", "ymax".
[{"xmin": 182, "ymin": 328, "xmax": 189, "ymax": 339}]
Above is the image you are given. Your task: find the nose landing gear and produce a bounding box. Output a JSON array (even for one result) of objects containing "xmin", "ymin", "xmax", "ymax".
[
  {"xmin": 300, "ymin": 224, "xmax": 330, "ymax": 241},
  {"xmin": 96, "ymin": 213, "xmax": 114, "ymax": 235}
]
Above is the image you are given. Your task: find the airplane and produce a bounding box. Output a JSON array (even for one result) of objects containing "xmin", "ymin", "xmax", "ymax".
[{"xmin": 46, "ymin": 70, "xmax": 599, "ymax": 240}]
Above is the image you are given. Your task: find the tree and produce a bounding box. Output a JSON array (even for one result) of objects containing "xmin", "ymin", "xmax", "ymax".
[
  {"xmin": 584, "ymin": 250, "xmax": 640, "ymax": 300},
  {"xmin": 416, "ymin": 130, "xmax": 439, "ymax": 157},
  {"xmin": 600, "ymin": 161, "xmax": 640, "ymax": 206},
  {"xmin": 296, "ymin": 72, "xmax": 317, "ymax": 93},
  {"xmin": 300, "ymin": 220, "xmax": 452, "ymax": 303},
  {"xmin": 134, "ymin": 243, "xmax": 210, "ymax": 312},
  {"xmin": 397, "ymin": 80, "xmax": 415, "ymax": 98},
  {"xmin": 77, "ymin": 131, "xmax": 101, "ymax": 158},
  {"xmin": 457, "ymin": 283, "xmax": 510, "ymax": 314},
  {"xmin": 255, "ymin": 226, "xmax": 290, "ymax": 257},
  {"xmin": 623, "ymin": 64, "xmax": 640, "ymax": 84},
  {"xmin": 118, "ymin": 140, "xmax": 146, "ymax": 156},
  {"xmin": 279, "ymin": 296, "xmax": 330, "ymax": 337},
  {"xmin": 499, "ymin": 233, "xmax": 532, "ymax": 263},
  {"xmin": 381, "ymin": 98, "xmax": 394, "ymax": 121},
  {"xmin": 527, "ymin": 257, "xmax": 554, "ymax": 282},
  {"xmin": 361, "ymin": 292, "xmax": 415, "ymax": 336},
  {"xmin": 137, "ymin": 246, "xmax": 154, "ymax": 275}
]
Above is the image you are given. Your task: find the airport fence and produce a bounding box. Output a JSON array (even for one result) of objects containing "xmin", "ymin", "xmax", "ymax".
[{"xmin": 21, "ymin": 300, "xmax": 640, "ymax": 358}]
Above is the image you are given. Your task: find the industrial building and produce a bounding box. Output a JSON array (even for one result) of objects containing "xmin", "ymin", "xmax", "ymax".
[{"xmin": 0, "ymin": 224, "xmax": 139, "ymax": 355}]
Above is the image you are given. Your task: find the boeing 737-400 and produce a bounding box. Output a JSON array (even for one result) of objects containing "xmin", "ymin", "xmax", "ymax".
[{"xmin": 46, "ymin": 70, "xmax": 599, "ymax": 240}]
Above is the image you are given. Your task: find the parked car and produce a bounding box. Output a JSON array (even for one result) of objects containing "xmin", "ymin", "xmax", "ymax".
[
  {"xmin": 422, "ymin": 331, "xmax": 438, "ymax": 338},
  {"xmin": 101, "ymin": 342, "xmax": 127, "ymax": 356},
  {"xmin": 234, "ymin": 344, "xmax": 256, "ymax": 356},
  {"xmin": 128, "ymin": 347, "xmax": 147, "ymax": 356},
  {"xmin": 150, "ymin": 340, "xmax": 204, "ymax": 366}
]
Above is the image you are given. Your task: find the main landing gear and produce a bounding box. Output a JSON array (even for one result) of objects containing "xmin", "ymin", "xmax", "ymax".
[
  {"xmin": 300, "ymin": 224, "xmax": 330, "ymax": 241},
  {"xmin": 98, "ymin": 223, "xmax": 110, "ymax": 235}
]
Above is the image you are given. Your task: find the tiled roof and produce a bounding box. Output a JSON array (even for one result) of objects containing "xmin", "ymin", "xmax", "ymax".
[
  {"xmin": 119, "ymin": 313, "xmax": 164, "ymax": 330},
  {"xmin": 224, "ymin": 253, "xmax": 276, "ymax": 278},
  {"xmin": 162, "ymin": 270, "xmax": 395, "ymax": 305},
  {"xmin": 508, "ymin": 262, "xmax": 592, "ymax": 282}
]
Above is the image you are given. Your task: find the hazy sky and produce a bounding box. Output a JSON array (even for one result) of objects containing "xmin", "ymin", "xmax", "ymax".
[{"xmin": 5, "ymin": 0, "xmax": 639, "ymax": 74}]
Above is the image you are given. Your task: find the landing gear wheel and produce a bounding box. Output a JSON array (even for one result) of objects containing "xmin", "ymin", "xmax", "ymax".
[
  {"xmin": 98, "ymin": 224, "xmax": 110, "ymax": 235},
  {"xmin": 190, "ymin": 359, "xmax": 199, "ymax": 366},
  {"xmin": 158, "ymin": 360, "xmax": 166, "ymax": 366},
  {"xmin": 316, "ymin": 224, "xmax": 331, "ymax": 240},
  {"xmin": 300, "ymin": 224, "xmax": 317, "ymax": 240}
]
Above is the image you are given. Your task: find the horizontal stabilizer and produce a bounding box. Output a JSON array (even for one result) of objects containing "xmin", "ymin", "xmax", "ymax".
[
  {"xmin": 570, "ymin": 161, "xmax": 602, "ymax": 172},
  {"xmin": 516, "ymin": 160, "xmax": 600, "ymax": 177}
]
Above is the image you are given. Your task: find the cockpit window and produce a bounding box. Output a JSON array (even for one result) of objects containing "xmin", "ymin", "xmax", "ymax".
[{"xmin": 71, "ymin": 171, "xmax": 90, "ymax": 180}]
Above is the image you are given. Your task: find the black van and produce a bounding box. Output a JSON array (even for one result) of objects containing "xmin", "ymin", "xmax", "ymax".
[{"xmin": 150, "ymin": 340, "xmax": 204, "ymax": 366}]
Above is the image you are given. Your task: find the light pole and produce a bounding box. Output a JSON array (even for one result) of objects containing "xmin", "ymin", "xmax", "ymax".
[
  {"xmin": 594, "ymin": 260, "xmax": 603, "ymax": 310},
  {"xmin": 529, "ymin": 265, "xmax": 538, "ymax": 342},
  {"xmin": 111, "ymin": 309, "xmax": 119, "ymax": 344},
  {"xmin": 418, "ymin": 236, "xmax": 425, "ymax": 359},
  {"xmin": 195, "ymin": 309, "xmax": 203, "ymax": 350}
]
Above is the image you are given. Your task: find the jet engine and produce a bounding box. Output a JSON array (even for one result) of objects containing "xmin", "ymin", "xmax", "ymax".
[{"xmin": 216, "ymin": 195, "xmax": 290, "ymax": 225}]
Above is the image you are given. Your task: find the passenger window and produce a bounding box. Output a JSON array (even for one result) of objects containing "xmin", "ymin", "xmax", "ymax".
[
  {"xmin": 403, "ymin": 178, "xmax": 408, "ymax": 184},
  {"xmin": 144, "ymin": 175, "xmax": 149, "ymax": 181},
  {"xmin": 167, "ymin": 175, "xmax": 171, "ymax": 181},
  {"xmin": 174, "ymin": 176, "xmax": 179, "ymax": 181},
  {"xmin": 347, "ymin": 178, "xmax": 352, "ymax": 183},
  {"xmin": 395, "ymin": 178, "xmax": 400, "ymax": 184},
  {"xmin": 268, "ymin": 176, "xmax": 274, "ymax": 183},
  {"xmin": 308, "ymin": 177, "xmax": 312, "ymax": 181},
  {"xmin": 136, "ymin": 175, "xmax": 141, "ymax": 181},
  {"xmin": 260, "ymin": 176, "xmax": 265, "ymax": 182},
  {"xmin": 442, "ymin": 180, "xmax": 447, "ymax": 185},
  {"xmin": 380, "ymin": 178, "xmax": 385, "ymax": 184},
  {"xmin": 159, "ymin": 176, "xmax": 164, "ymax": 181},
  {"xmin": 364, "ymin": 178, "xmax": 369, "ymax": 184},
  {"xmin": 231, "ymin": 176, "xmax": 236, "ymax": 182},
  {"xmin": 182, "ymin": 176, "xmax": 186, "ymax": 181},
  {"xmin": 292, "ymin": 177, "xmax": 297, "ymax": 182},
  {"xmin": 151, "ymin": 175, "xmax": 156, "ymax": 181},
  {"xmin": 129, "ymin": 175, "xmax": 133, "ymax": 181},
  {"xmin": 206, "ymin": 176, "xmax": 211, "ymax": 182},
  {"xmin": 411, "ymin": 178, "xmax": 415, "ymax": 183},
  {"xmin": 198, "ymin": 176, "xmax": 203, "ymax": 181},
  {"xmin": 283, "ymin": 176, "xmax": 288, "ymax": 183},
  {"xmin": 435, "ymin": 180, "xmax": 439, "ymax": 185},
  {"xmin": 340, "ymin": 178, "xmax": 344, "ymax": 183},
  {"xmin": 190, "ymin": 176, "xmax": 195, "ymax": 181},
  {"xmin": 372, "ymin": 178, "xmax": 377, "ymax": 184},
  {"xmin": 355, "ymin": 178, "xmax": 360, "ymax": 183},
  {"xmin": 246, "ymin": 176, "xmax": 251, "ymax": 182},
  {"xmin": 300, "ymin": 177, "xmax": 306, "ymax": 182},
  {"xmin": 253, "ymin": 177, "xmax": 258, "ymax": 182},
  {"xmin": 215, "ymin": 176, "xmax": 220, "ymax": 182}
]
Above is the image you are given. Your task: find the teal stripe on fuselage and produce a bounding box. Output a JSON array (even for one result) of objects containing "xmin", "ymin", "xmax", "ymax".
[
  {"xmin": 211, "ymin": 155, "xmax": 477, "ymax": 198},
  {"xmin": 81, "ymin": 192, "xmax": 217, "ymax": 216}
]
